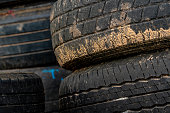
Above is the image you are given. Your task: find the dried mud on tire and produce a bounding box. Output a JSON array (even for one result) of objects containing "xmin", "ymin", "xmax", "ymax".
[{"xmin": 51, "ymin": 0, "xmax": 170, "ymax": 70}]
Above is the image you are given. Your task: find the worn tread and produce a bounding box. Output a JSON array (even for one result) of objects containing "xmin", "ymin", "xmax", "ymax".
[
  {"xmin": 0, "ymin": 2, "xmax": 56, "ymax": 69},
  {"xmin": 0, "ymin": 73, "xmax": 44, "ymax": 94},
  {"xmin": 59, "ymin": 49, "xmax": 170, "ymax": 112},
  {"xmin": 0, "ymin": 66, "xmax": 71, "ymax": 113},
  {"xmin": 0, "ymin": 0, "xmax": 56, "ymax": 8},
  {"xmin": 51, "ymin": 0, "xmax": 170, "ymax": 70},
  {"xmin": 0, "ymin": 73, "xmax": 45, "ymax": 113},
  {"xmin": 127, "ymin": 104, "xmax": 170, "ymax": 113},
  {"xmin": 0, "ymin": 103, "xmax": 44, "ymax": 113}
]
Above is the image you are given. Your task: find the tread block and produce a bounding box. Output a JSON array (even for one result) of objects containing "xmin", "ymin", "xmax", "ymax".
[
  {"xmin": 133, "ymin": 0, "xmax": 150, "ymax": 7},
  {"xmin": 77, "ymin": 6, "xmax": 91, "ymax": 22},
  {"xmin": 90, "ymin": 1, "xmax": 105, "ymax": 18},
  {"xmin": 96, "ymin": 15, "xmax": 111, "ymax": 31},
  {"xmin": 142, "ymin": 5, "xmax": 159, "ymax": 21},
  {"xmin": 82, "ymin": 19, "xmax": 96, "ymax": 35},
  {"xmin": 103, "ymin": 0, "xmax": 119, "ymax": 14},
  {"xmin": 119, "ymin": 0, "xmax": 134, "ymax": 10},
  {"xmin": 158, "ymin": 3, "xmax": 170, "ymax": 17}
]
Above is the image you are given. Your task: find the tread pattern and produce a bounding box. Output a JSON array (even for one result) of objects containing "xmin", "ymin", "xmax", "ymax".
[
  {"xmin": 59, "ymin": 49, "xmax": 170, "ymax": 112},
  {"xmin": 60, "ymin": 76, "xmax": 170, "ymax": 110},
  {"xmin": 59, "ymin": 49, "xmax": 170, "ymax": 96},
  {"xmin": 0, "ymin": 66, "xmax": 71, "ymax": 113},
  {"xmin": 51, "ymin": 0, "xmax": 170, "ymax": 70},
  {"xmin": 0, "ymin": 73, "xmax": 44, "ymax": 94},
  {"xmin": 60, "ymin": 88, "xmax": 170, "ymax": 113},
  {"xmin": 0, "ymin": 103, "xmax": 44, "ymax": 113},
  {"xmin": 0, "ymin": 73, "xmax": 45, "ymax": 113},
  {"xmin": 0, "ymin": 2, "xmax": 56, "ymax": 70},
  {"xmin": 0, "ymin": 93, "xmax": 44, "ymax": 105},
  {"xmin": 0, "ymin": 0, "xmax": 56, "ymax": 8},
  {"xmin": 127, "ymin": 104, "xmax": 170, "ymax": 113}
]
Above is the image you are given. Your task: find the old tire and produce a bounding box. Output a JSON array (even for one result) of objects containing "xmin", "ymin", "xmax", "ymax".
[
  {"xmin": 59, "ymin": 49, "xmax": 170, "ymax": 113},
  {"xmin": 51, "ymin": 0, "xmax": 170, "ymax": 70},
  {"xmin": 0, "ymin": 2, "xmax": 56, "ymax": 70},
  {"xmin": 0, "ymin": 0, "xmax": 56, "ymax": 8},
  {"xmin": 0, "ymin": 73, "xmax": 45, "ymax": 113},
  {"xmin": 0, "ymin": 66, "xmax": 71, "ymax": 113}
]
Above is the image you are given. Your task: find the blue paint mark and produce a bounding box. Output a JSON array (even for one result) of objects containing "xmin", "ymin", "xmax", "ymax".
[
  {"xmin": 61, "ymin": 77, "xmax": 64, "ymax": 81},
  {"xmin": 42, "ymin": 69, "xmax": 60, "ymax": 79},
  {"xmin": 56, "ymin": 69, "xmax": 59, "ymax": 72}
]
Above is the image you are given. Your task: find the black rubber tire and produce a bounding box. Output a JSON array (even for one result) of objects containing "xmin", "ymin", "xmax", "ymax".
[
  {"xmin": 0, "ymin": 73, "xmax": 45, "ymax": 113},
  {"xmin": 51, "ymin": 0, "xmax": 170, "ymax": 70},
  {"xmin": 0, "ymin": 0, "xmax": 17, "ymax": 4},
  {"xmin": 0, "ymin": 2, "xmax": 56, "ymax": 70},
  {"xmin": 0, "ymin": 0, "xmax": 56, "ymax": 8},
  {"xmin": 0, "ymin": 66, "xmax": 71, "ymax": 113},
  {"xmin": 59, "ymin": 49, "xmax": 170, "ymax": 113},
  {"xmin": 0, "ymin": 0, "xmax": 30, "ymax": 5}
]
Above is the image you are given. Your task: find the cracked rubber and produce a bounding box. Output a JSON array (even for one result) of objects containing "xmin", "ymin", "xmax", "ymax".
[
  {"xmin": 59, "ymin": 49, "xmax": 170, "ymax": 113},
  {"xmin": 51, "ymin": 0, "xmax": 170, "ymax": 70},
  {"xmin": 0, "ymin": 2, "xmax": 56, "ymax": 70},
  {"xmin": 0, "ymin": 73, "xmax": 45, "ymax": 113}
]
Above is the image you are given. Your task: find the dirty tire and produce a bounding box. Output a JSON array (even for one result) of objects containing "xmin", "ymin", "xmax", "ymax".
[
  {"xmin": 0, "ymin": 73, "xmax": 45, "ymax": 113},
  {"xmin": 59, "ymin": 49, "xmax": 170, "ymax": 113},
  {"xmin": 0, "ymin": 2, "xmax": 56, "ymax": 70},
  {"xmin": 51, "ymin": 0, "xmax": 170, "ymax": 70},
  {"xmin": 0, "ymin": 66, "xmax": 71, "ymax": 113}
]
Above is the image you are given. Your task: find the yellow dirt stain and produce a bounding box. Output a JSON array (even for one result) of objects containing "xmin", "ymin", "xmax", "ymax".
[
  {"xmin": 55, "ymin": 25, "xmax": 170, "ymax": 66},
  {"xmin": 69, "ymin": 22, "xmax": 82, "ymax": 38}
]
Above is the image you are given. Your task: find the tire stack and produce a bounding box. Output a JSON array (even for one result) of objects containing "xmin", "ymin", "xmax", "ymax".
[
  {"xmin": 50, "ymin": 0, "xmax": 170, "ymax": 113},
  {"xmin": 0, "ymin": 1, "xmax": 71, "ymax": 113},
  {"xmin": 0, "ymin": 73, "xmax": 45, "ymax": 113}
]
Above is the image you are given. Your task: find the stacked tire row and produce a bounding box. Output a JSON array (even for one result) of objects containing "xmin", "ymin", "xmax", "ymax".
[
  {"xmin": 0, "ymin": 1, "xmax": 71, "ymax": 113},
  {"xmin": 0, "ymin": 73, "xmax": 45, "ymax": 113},
  {"xmin": 1, "ymin": 66, "xmax": 71, "ymax": 113},
  {"xmin": 50, "ymin": 0, "xmax": 170, "ymax": 113},
  {"xmin": 0, "ymin": 1, "xmax": 55, "ymax": 69}
]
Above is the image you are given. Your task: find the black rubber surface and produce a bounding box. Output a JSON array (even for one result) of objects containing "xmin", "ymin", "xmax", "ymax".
[
  {"xmin": 0, "ymin": 73, "xmax": 45, "ymax": 113},
  {"xmin": 51, "ymin": 0, "xmax": 170, "ymax": 70},
  {"xmin": 0, "ymin": 0, "xmax": 17, "ymax": 4},
  {"xmin": 0, "ymin": 2, "xmax": 56, "ymax": 70},
  {"xmin": 59, "ymin": 49, "xmax": 170, "ymax": 113},
  {"xmin": 0, "ymin": 0, "xmax": 56, "ymax": 8},
  {"xmin": 0, "ymin": 66, "xmax": 71, "ymax": 113}
]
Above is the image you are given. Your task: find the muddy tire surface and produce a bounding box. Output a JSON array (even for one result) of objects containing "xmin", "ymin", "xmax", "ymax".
[{"xmin": 51, "ymin": 0, "xmax": 170, "ymax": 70}]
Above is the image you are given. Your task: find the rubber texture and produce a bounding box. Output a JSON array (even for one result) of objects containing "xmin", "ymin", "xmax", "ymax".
[
  {"xmin": 0, "ymin": 0, "xmax": 17, "ymax": 4},
  {"xmin": 0, "ymin": 66, "xmax": 71, "ymax": 113},
  {"xmin": 0, "ymin": 73, "xmax": 45, "ymax": 113},
  {"xmin": 59, "ymin": 49, "xmax": 170, "ymax": 113},
  {"xmin": 0, "ymin": 2, "xmax": 56, "ymax": 70},
  {"xmin": 0, "ymin": 0, "xmax": 29, "ymax": 4},
  {"xmin": 0, "ymin": 0, "xmax": 56, "ymax": 8},
  {"xmin": 127, "ymin": 104, "xmax": 170, "ymax": 113},
  {"xmin": 51, "ymin": 0, "xmax": 170, "ymax": 70}
]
